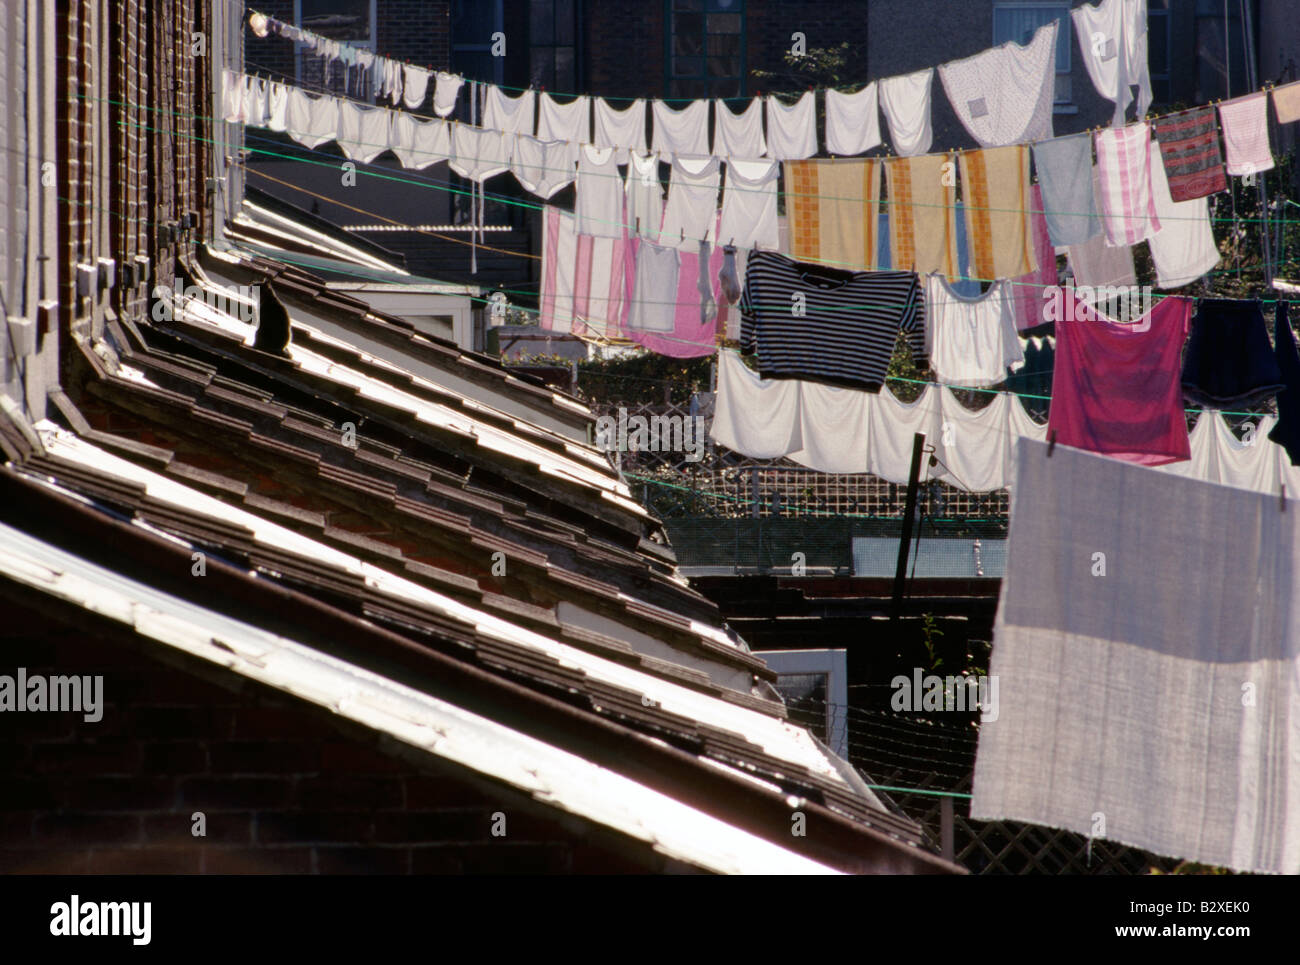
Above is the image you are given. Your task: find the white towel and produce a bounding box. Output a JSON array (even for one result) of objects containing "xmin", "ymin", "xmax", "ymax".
[
  {"xmin": 824, "ymin": 83, "xmax": 881, "ymax": 156},
  {"xmin": 483, "ymin": 85, "xmax": 536, "ymax": 136},
  {"xmin": 266, "ymin": 82, "xmax": 289, "ymax": 133},
  {"xmin": 718, "ymin": 158, "xmax": 779, "ymax": 251},
  {"xmin": 713, "ymin": 98, "xmax": 766, "ymax": 159},
  {"xmin": 938, "ymin": 20, "xmax": 1057, "ymax": 147},
  {"xmin": 510, "ymin": 136, "xmax": 578, "ymax": 199},
  {"xmin": 765, "ymin": 91, "xmax": 817, "ymax": 161},
  {"xmin": 1146, "ymin": 138, "xmax": 1221, "ymax": 289},
  {"xmin": 651, "ymin": 99, "xmax": 710, "ymax": 157},
  {"xmin": 879, "ymin": 68, "xmax": 934, "ymax": 156},
  {"xmin": 336, "ymin": 102, "xmax": 391, "ymax": 164},
  {"xmin": 448, "ymin": 123, "xmax": 510, "ymax": 182},
  {"xmin": 402, "ymin": 64, "xmax": 431, "ymax": 110},
  {"xmin": 432, "ymin": 71, "xmax": 463, "ymax": 117},
  {"xmin": 575, "ymin": 144, "xmax": 624, "ymax": 238},
  {"xmin": 390, "ymin": 113, "xmax": 451, "ymax": 170},
  {"xmin": 285, "ymin": 89, "xmax": 341, "ymax": 149},
  {"xmin": 659, "ymin": 155, "xmax": 721, "ymax": 249},
  {"xmin": 1072, "ymin": 0, "xmax": 1152, "ymax": 126},
  {"xmin": 973, "ymin": 437, "xmax": 1300, "ymax": 875},
  {"xmin": 537, "ymin": 93, "xmax": 591, "ymax": 144},
  {"xmin": 625, "ymin": 152, "xmax": 663, "ymax": 238},
  {"xmin": 593, "ymin": 98, "xmax": 648, "ymax": 162}
]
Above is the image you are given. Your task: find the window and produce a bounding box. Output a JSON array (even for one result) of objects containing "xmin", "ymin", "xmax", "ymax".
[
  {"xmin": 1148, "ymin": 2, "xmax": 1171, "ymax": 106},
  {"xmin": 294, "ymin": 0, "xmax": 376, "ymax": 93},
  {"xmin": 992, "ymin": 2, "xmax": 1072, "ymax": 109},
  {"xmin": 529, "ymin": 0, "xmax": 577, "ymax": 92},
  {"xmin": 668, "ymin": 0, "xmax": 746, "ymax": 100},
  {"xmin": 753, "ymin": 650, "xmax": 848, "ymax": 758},
  {"xmin": 453, "ymin": 0, "xmax": 505, "ymax": 88}
]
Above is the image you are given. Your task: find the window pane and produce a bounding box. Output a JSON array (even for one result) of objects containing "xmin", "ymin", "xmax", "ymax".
[
  {"xmin": 675, "ymin": 32, "xmax": 704, "ymax": 57},
  {"xmin": 1149, "ymin": 11, "xmax": 1170, "ymax": 76},
  {"xmin": 675, "ymin": 0, "xmax": 703, "ymax": 10},
  {"xmin": 709, "ymin": 75, "xmax": 742, "ymax": 99},
  {"xmin": 300, "ymin": 0, "xmax": 371, "ymax": 41},
  {"xmin": 675, "ymin": 12, "xmax": 704, "ymax": 40},
  {"xmin": 674, "ymin": 55, "xmax": 703, "ymax": 77},
  {"xmin": 530, "ymin": 48, "xmax": 554, "ymax": 89},
  {"xmin": 709, "ymin": 33, "xmax": 740, "ymax": 55},
  {"xmin": 708, "ymin": 13, "xmax": 742, "ymax": 33},
  {"xmin": 555, "ymin": 0, "xmax": 575, "ymax": 45},
  {"xmin": 708, "ymin": 55, "xmax": 738, "ymax": 78},
  {"xmin": 707, "ymin": 0, "xmax": 743, "ymax": 10},
  {"xmin": 530, "ymin": 0, "xmax": 553, "ymax": 45},
  {"xmin": 554, "ymin": 46, "xmax": 575, "ymax": 91}
]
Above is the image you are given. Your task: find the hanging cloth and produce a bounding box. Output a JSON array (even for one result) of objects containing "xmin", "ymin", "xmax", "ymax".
[
  {"xmin": 938, "ymin": 20, "xmax": 1057, "ymax": 147},
  {"xmin": 764, "ymin": 91, "xmax": 817, "ymax": 161},
  {"xmin": 483, "ymin": 85, "xmax": 536, "ymax": 136},
  {"xmin": 713, "ymin": 97, "xmax": 766, "ymax": 159},
  {"xmin": 884, "ymin": 153, "xmax": 959, "ymax": 276},
  {"xmin": 824, "ymin": 83, "xmax": 880, "ymax": 157},
  {"xmin": 879, "ymin": 68, "xmax": 934, "ymax": 156},
  {"xmin": 1072, "ymin": 0, "xmax": 1152, "ymax": 126},
  {"xmin": 537, "ymin": 92, "xmax": 591, "ymax": 144},
  {"xmin": 593, "ymin": 98, "xmax": 648, "ymax": 161},
  {"xmin": 651, "ymin": 99, "xmax": 710, "ymax": 157},
  {"xmin": 784, "ymin": 158, "xmax": 882, "ymax": 271}
]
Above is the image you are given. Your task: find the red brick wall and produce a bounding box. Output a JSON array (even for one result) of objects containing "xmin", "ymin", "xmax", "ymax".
[{"xmin": 0, "ymin": 603, "xmax": 666, "ymax": 874}]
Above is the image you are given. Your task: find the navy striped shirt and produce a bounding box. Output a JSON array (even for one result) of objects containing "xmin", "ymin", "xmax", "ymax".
[{"xmin": 739, "ymin": 251, "xmax": 926, "ymax": 392}]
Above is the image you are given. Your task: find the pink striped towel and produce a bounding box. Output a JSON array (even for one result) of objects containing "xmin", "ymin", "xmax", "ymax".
[
  {"xmin": 1094, "ymin": 122, "xmax": 1162, "ymax": 247},
  {"xmin": 1218, "ymin": 92, "xmax": 1275, "ymax": 176}
]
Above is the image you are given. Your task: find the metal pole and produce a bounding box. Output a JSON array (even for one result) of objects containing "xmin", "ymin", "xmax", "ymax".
[
  {"xmin": 940, "ymin": 795, "xmax": 955, "ymax": 862},
  {"xmin": 1242, "ymin": 0, "xmax": 1274, "ymax": 286},
  {"xmin": 891, "ymin": 433, "xmax": 926, "ymax": 619}
]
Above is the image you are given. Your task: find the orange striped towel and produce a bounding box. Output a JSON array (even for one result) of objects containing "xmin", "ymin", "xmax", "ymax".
[
  {"xmin": 959, "ymin": 144, "xmax": 1036, "ymax": 282},
  {"xmin": 884, "ymin": 154, "xmax": 959, "ymax": 277},
  {"xmin": 786, "ymin": 159, "xmax": 882, "ymax": 270}
]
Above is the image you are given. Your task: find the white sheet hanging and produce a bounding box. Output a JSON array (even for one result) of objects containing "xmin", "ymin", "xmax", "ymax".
[
  {"xmin": 593, "ymin": 98, "xmax": 648, "ymax": 161},
  {"xmin": 879, "ymin": 68, "xmax": 934, "ymax": 157},
  {"xmin": 448, "ymin": 123, "xmax": 511, "ymax": 182},
  {"xmin": 824, "ymin": 83, "xmax": 881, "ymax": 156},
  {"xmin": 713, "ymin": 98, "xmax": 766, "ymax": 159},
  {"xmin": 537, "ymin": 93, "xmax": 591, "ymax": 144},
  {"xmin": 402, "ymin": 64, "xmax": 431, "ymax": 110},
  {"xmin": 1072, "ymin": 0, "xmax": 1152, "ymax": 126},
  {"xmin": 285, "ymin": 89, "xmax": 341, "ymax": 149},
  {"xmin": 765, "ymin": 91, "xmax": 817, "ymax": 161},
  {"xmin": 336, "ymin": 102, "xmax": 391, "ymax": 164},
  {"xmin": 938, "ymin": 20, "xmax": 1057, "ymax": 147},
  {"xmin": 483, "ymin": 85, "xmax": 536, "ymax": 136},
  {"xmin": 651, "ymin": 99, "xmax": 711, "ymax": 157}
]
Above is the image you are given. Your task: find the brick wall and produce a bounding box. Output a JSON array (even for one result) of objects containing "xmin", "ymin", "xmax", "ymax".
[{"xmin": 0, "ymin": 601, "xmax": 669, "ymax": 874}]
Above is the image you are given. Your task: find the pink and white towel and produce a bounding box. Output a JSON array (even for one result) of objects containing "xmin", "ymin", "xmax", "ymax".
[
  {"xmin": 1008, "ymin": 184, "xmax": 1059, "ymax": 331},
  {"xmin": 540, "ymin": 206, "xmax": 629, "ymax": 338},
  {"xmin": 1093, "ymin": 122, "xmax": 1161, "ymax": 247},
  {"xmin": 622, "ymin": 230, "xmax": 728, "ymax": 357},
  {"xmin": 1218, "ymin": 92, "xmax": 1275, "ymax": 176}
]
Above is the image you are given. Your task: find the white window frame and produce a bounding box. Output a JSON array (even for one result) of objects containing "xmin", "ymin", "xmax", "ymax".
[{"xmin": 753, "ymin": 649, "xmax": 848, "ymax": 759}]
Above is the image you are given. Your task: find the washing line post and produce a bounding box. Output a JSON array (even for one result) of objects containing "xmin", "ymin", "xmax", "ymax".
[
  {"xmin": 940, "ymin": 795, "xmax": 955, "ymax": 862},
  {"xmin": 891, "ymin": 433, "xmax": 926, "ymax": 620}
]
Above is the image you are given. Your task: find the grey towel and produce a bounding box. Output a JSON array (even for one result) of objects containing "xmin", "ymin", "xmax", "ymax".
[
  {"xmin": 1032, "ymin": 133, "xmax": 1101, "ymax": 247},
  {"xmin": 972, "ymin": 438, "xmax": 1300, "ymax": 874}
]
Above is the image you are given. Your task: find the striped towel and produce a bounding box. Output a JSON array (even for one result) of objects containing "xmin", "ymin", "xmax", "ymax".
[
  {"xmin": 785, "ymin": 159, "xmax": 882, "ymax": 271},
  {"xmin": 884, "ymin": 154, "xmax": 959, "ymax": 277},
  {"xmin": 540, "ymin": 205, "xmax": 629, "ymax": 337},
  {"xmin": 960, "ymin": 145, "xmax": 1036, "ymax": 282},
  {"xmin": 1094, "ymin": 123, "xmax": 1161, "ymax": 247},
  {"xmin": 1151, "ymin": 107, "xmax": 1227, "ymax": 202},
  {"xmin": 1218, "ymin": 93, "xmax": 1275, "ymax": 176}
]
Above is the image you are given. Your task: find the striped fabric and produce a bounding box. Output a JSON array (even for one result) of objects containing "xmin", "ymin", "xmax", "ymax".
[
  {"xmin": 785, "ymin": 159, "xmax": 882, "ymax": 271},
  {"xmin": 1218, "ymin": 93, "xmax": 1274, "ymax": 176},
  {"xmin": 540, "ymin": 206, "xmax": 628, "ymax": 337},
  {"xmin": 959, "ymin": 145, "xmax": 1035, "ymax": 282},
  {"xmin": 1151, "ymin": 107, "xmax": 1227, "ymax": 201},
  {"xmin": 739, "ymin": 251, "xmax": 925, "ymax": 392},
  {"xmin": 884, "ymin": 154, "xmax": 959, "ymax": 278},
  {"xmin": 1093, "ymin": 123, "xmax": 1161, "ymax": 247}
]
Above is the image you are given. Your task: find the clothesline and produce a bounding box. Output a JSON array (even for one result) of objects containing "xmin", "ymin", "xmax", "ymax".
[{"xmin": 61, "ymin": 98, "xmax": 1287, "ymax": 331}]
